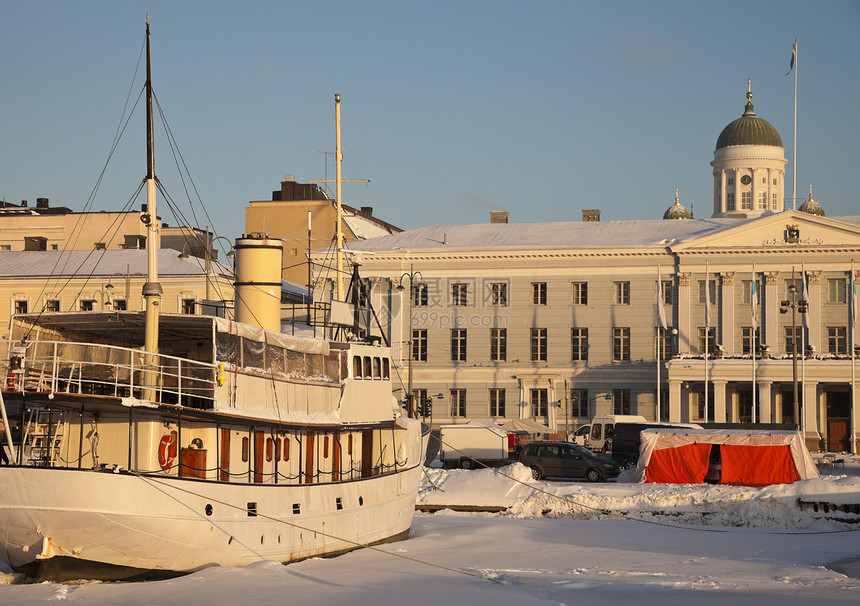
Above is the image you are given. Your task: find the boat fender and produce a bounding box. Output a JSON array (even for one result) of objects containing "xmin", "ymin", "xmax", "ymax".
[
  {"xmin": 158, "ymin": 430, "xmax": 178, "ymax": 469},
  {"xmin": 217, "ymin": 363, "xmax": 226, "ymax": 386}
]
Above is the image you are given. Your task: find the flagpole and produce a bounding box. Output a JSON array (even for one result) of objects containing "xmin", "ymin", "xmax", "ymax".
[
  {"xmin": 705, "ymin": 259, "xmax": 710, "ymax": 423},
  {"xmin": 657, "ymin": 266, "xmax": 661, "ymax": 423},
  {"xmin": 791, "ymin": 39, "xmax": 798, "ymax": 210},
  {"xmin": 752, "ymin": 263, "xmax": 757, "ymax": 424},
  {"xmin": 852, "ymin": 258, "xmax": 857, "ymax": 454}
]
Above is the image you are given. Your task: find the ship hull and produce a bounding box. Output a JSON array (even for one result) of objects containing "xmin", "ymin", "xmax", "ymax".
[{"xmin": 0, "ymin": 459, "xmax": 423, "ymax": 582}]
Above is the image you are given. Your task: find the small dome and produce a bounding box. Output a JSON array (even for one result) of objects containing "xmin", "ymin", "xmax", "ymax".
[
  {"xmin": 715, "ymin": 87, "xmax": 782, "ymax": 150},
  {"xmin": 663, "ymin": 189, "xmax": 691, "ymax": 220},
  {"xmin": 799, "ymin": 187, "xmax": 825, "ymax": 216}
]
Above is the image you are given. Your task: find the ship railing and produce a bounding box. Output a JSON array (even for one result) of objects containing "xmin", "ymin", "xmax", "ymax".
[{"xmin": 3, "ymin": 340, "xmax": 216, "ymax": 408}]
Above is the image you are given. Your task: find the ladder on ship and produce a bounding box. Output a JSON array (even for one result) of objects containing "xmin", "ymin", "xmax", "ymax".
[{"xmin": 22, "ymin": 408, "xmax": 67, "ymax": 466}]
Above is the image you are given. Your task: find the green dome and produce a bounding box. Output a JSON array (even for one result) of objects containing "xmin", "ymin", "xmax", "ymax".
[
  {"xmin": 799, "ymin": 191, "xmax": 825, "ymax": 216},
  {"xmin": 716, "ymin": 96, "xmax": 782, "ymax": 150},
  {"xmin": 663, "ymin": 190, "xmax": 691, "ymax": 220}
]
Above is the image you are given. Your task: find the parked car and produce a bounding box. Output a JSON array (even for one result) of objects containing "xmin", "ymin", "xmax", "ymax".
[
  {"xmin": 568, "ymin": 424, "xmax": 591, "ymax": 446},
  {"xmin": 519, "ymin": 441, "xmax": 620, "ymax": 482}
]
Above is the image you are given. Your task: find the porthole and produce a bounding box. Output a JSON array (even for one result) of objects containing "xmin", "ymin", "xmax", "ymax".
[
  {"xmin": 358, "ymin": 496, "xmax": 364, "ymax": 506},
  {"xmin": 205, "ymin": 504, "xmax": 213, "ymax": 516}
]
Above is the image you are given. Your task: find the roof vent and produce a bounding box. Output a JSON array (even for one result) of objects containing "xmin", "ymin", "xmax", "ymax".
[
  {"xmin": 490, "ymin": 211, "xmax": 509, "ymax": 224},
  {"xmin": 360, "ymin": 206, "xmax": 373, "ymax": 216},
  {"xmin": 24, "ymin": 236, "xmax": 47, "ymax": 251},
  {"xmin": 36, "ymin": 198, "xmax": 49, "ymax": 209},
  {"xmin": 582, "ymin": 209, "xmax": 600, "ymax": 222}
]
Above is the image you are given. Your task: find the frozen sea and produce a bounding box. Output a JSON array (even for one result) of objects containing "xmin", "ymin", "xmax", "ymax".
[{"xmin": 2, "ymin": 458, "xmax": 859, "ymax": 605}]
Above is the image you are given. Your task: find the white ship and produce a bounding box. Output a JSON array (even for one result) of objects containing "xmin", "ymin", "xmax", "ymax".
[{"xmin": 0, "ymin": 21, "xmax": 425, "ymax": 582}]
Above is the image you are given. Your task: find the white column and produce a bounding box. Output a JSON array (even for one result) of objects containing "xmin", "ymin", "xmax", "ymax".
[
  {"xmin": 713, "ymin": 380, "xmax": 727, "ymax": 422},
  {"xmin": 803, "ymin": 381, "xmax": 821, "ymax": 451},
  {"xmin": 677, "ymin": 273, "xmax": 692, "ymax": 353},
  {"xmin": 720, "ymin": 272, "xmax": 735, "ymax": 353},
  {"xmin": 758, "ymin": 381, "xmax": 773, "ymax": 423},
  {"xmin": 764, "ymin": 272, "xmax": 779, "ymax": 355}
]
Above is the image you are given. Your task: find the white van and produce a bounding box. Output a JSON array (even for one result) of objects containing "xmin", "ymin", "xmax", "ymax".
[{"xmin": 588, "ymin": 415, "xmax": 647, "ymax": 452}]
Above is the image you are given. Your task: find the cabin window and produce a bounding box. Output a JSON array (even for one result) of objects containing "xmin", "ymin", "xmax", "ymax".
[
  {"xmin": 242, "ymin": 436, "xmax": 249, "ymax": 462},
  {"xmin": 283, "ymin": 437, "xmax": 290, "ymax": 461},
  {"xmin": 372, "ymin": 357, "xmax": 381, "ymax": 379},
  {"xmin": 353, "ymin": 356, "xmax": 363, "ymax": 378},
  {"xmin": 266, "ymin": 437, "xmax": 274, "ymax": 462},
  {"xmin": 323, "ymin": 436, "xmax": 330, "ymax": 458},
  {"xmin": 243, "ymin": 338, "xmax": 264, "ymax": 368},
  {"xmin": 348, "ymin": 434, "xmax": 353, "ymax": 455},
  {"xmin": 363, "ymin": 356, "xmax": 372, "ymax": 378},
  {"xmin": 287, "ymin": 349, "xmax": 304, "ymax": 374},
  {"xmin": 382, "ymin": 358, "xmax": 390, "ymax": 379}
]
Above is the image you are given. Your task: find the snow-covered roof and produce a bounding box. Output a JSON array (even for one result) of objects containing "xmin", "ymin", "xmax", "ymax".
[
  {"xmin": 347, "ymin": 215, "xmax": 860, "ymax": 253},
  {"xmin": 0, "ymin": 249, "xmax": 233, "ymax": 278},
  {"xmin": 342, "ymin": 213, "xmax": 396, "ymax": 240}
]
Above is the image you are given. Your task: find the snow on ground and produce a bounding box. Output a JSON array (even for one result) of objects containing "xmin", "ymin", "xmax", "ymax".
[{"xmin": 1, "ymin": 459, "xmax": 859, "ymax": 605}]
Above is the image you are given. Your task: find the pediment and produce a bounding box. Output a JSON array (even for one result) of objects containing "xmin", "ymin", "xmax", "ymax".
[{"xmin": 671, "ymin": 212, "xmax": 860, "ymax": 252}]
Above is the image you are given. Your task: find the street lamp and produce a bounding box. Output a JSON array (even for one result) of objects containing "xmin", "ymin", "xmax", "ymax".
[
  {"xmin": 396, "ymin": 265, "xmax": 423, "ymax": 418},
  {"xmin": 780, "ymin": 268, "xmax": 807, "ymax": 427},
  {"xmin": 178, "ymin": 231, "xmax": 235, "ymax": 300}
]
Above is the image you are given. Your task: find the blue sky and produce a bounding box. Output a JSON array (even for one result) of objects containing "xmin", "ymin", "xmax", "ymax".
[{"xmin": 2, "ymin": 1, "xmax": 858, "ymax": 244}]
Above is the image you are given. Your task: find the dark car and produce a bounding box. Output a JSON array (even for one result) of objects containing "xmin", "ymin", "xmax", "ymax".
[{"xmin": 519, "ymin": 441, "xmax": 620, "ymax": 482}]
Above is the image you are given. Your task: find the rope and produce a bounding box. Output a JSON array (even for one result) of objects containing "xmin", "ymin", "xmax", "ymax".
[
  {"xmin": 432, "ymin": 434, "xmax": 860, "ymax": 535},
  {"xmin": 131, "ymin": 470, "xmax": 497, "ymax": 583}
]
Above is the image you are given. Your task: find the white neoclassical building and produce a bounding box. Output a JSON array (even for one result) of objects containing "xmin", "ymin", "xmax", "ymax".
[{"xmin": 307, "ymin": 86, "xmax": 859, "ymax": 454}]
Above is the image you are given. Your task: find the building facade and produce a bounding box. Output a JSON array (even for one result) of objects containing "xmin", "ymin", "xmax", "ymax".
[{"xmin": 314, "ymin": 86, "xmax": 859, "ymax": 454}]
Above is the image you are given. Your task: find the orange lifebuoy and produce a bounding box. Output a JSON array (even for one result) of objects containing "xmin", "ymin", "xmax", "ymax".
[{"xmin": 158, "ymin": 431, "xmax": 177, "ymax": 469}]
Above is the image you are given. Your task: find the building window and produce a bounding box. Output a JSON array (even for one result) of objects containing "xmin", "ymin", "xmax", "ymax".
[
  {"xmin": 614, "ymin": 281, "xmax": 630, "ymax": 305},
  {"xmin": 530, "ymin": 328, "xmax": 547, "ymax": 362},
  {"xmin": 697, "ymin": 327, "xmax": 717, "ymax": 354},
  {"xmin": 828, "ymin": 278, "xmax": 847, "ymax": 303},
  {"xmin": 757, "ymin": 191, "xmax": 767, "ymax": 209},
  {"xmin": 412, "ymin": 329, "xmax": 427, "ymax": 362},
  {"xmin": 571, "ymin": 281, "xmax": 588, "ymax": 305},
  {"xmin": 726, "ymin": 192, "xmax": 735, "ymax": 211},
  {"xmin": 571, "ymin": 327, "xmax": 588, "ymax": 361},
  {"xmin": 113, "ymin": 299, "xmax": 127, "ymax": 311},
  {"xmin": 489, "ymin": 388, "xmax": 506, "ymax": 417},
  {"xmin": 450, "ymin": 328, "xmax": 467, "ymax": 362},
  {"xmin": 772, "ymin": 193, "xmax": 778, "ymax": 210},
  {"xmin": 570, "ymin": 389, "xmax": 589, "ymax": 418},
  {"xmin": 727, "ymin": 177, "xmax": 734, "ymax": 186},
  {"xmin": 784, "ymin": 326, "xmax": 802, "ymax": 354},
  {"xmin": 79, "ymin": 299, "xmax": 95, "ymax": 311},
  {"xmin": 656, "ymin": 327, "xmax": 674, "ymax": 358},
  {"xmin": 661, "ymin": 280, "xmax": 673, "ymax": 306},
  {"xmin": 613, "ymin": 389, "xmax": 631, "ymax": 415},
  {"xmin": 0, "ymin": 244, "xmax": 10, "ymax": 251},
  {"xmin": 45, "ymin": 299, "xmax": 60, "ymax": 312},
  {"xmin": 828, "ymin": 327, "xmax": 847, "ymax": 355},
  {"xmin": 490, "ymin": 282, "xmax": 507, "ymax": 306},
  {"xmin": 13, "ymin": 300, "xmax": 28, "ymax": 314},
  {"xmin": 741, "ymin": 191, "xmax": 751, "ymax": 210},
  {"xmin": 741, "ymin": 327, "xmax": 760, "ymax": 354},
  {"xmin": 612, "ymin": 327, "xmax": 630, "ymax": 361},
  {"xmin": 181, "ymin": 298, "xmax": 196, "ymax": 314},
  {"xmin": 490, "ymin": 328, "xmax": 507, "ymax": 362},
  {"xmin": 698, "ymin": 280, "xmax": 716, "ymax": 304},
  {"xmin": 412, "ymin": 283, "xmax": 428, "ymax": 307},
  {"xmin": 95, "ymin": 242, "xmax": 106, "ymax": 250},
  {"xmin": 532, "ymin": 282, "xmax": 547, "ymax": 305},
  {"xmin": 530, "ymin": 388, "xmax": 548, "ymax": 418},
  {"xmin": 450, "ymin": 388, "xmax": 466, "ymax": 417},
  {"xmin": 451, "ymin": 283, "xmax": 468, "ymax": 306}
]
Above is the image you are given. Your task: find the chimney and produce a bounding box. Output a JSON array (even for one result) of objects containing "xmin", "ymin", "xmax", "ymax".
[
  {"xmin": 360, "ymin": 206, "xmax": 373, "ymax": 216},
  {"xmin": 490, "ymin": 211, "xmax": 509, "ymax": 224},
  {"xmin": 21, "ymin": 200, "xmax": 28, "ymax": 208},
  {"xmin": 36, "ymin": 198, "xmax": 49, "ymax": 209},
  {"xmin": 582, "ymin": 209, "xmax": 600, "ymax": 222}
]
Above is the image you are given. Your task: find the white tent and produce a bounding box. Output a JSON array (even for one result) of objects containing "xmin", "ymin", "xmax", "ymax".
[{"xmin": 632, "ymin": 428, "xmax": 819, "ymax": 486}]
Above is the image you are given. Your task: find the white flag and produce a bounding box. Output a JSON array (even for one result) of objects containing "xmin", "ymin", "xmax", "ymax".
[
  {"xmin": 852, "ymin": 268, "xmax": 857, "ymax": 331},
  {"xmin": 656, "ymin": 267, "xmax": 667, "ymax": 330},
  {"xmin": 705, "ymin": 262, "xmax": 712, "ymax": 328},
  {"xmin": 801, "ymin": 270, "xmax": 810, "ymax": 331}
]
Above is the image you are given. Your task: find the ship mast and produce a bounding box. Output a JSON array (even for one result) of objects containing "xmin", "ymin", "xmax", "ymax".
[{"xmin": 142, "ymin": 17, "xmax": 163, "ymax": 398}]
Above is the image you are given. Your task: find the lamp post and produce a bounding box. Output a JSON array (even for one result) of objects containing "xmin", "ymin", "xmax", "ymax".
[
  {"xmin": 396, "ymin": 265, "xmax": 422, "ymax": 418},
  {"xmin": 178, "ymin": 231, "xmax": 235, "ymax": 300},
  {"xmin": 780, "ymin": 268, "xmax": 807, "ymax": 427}
]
